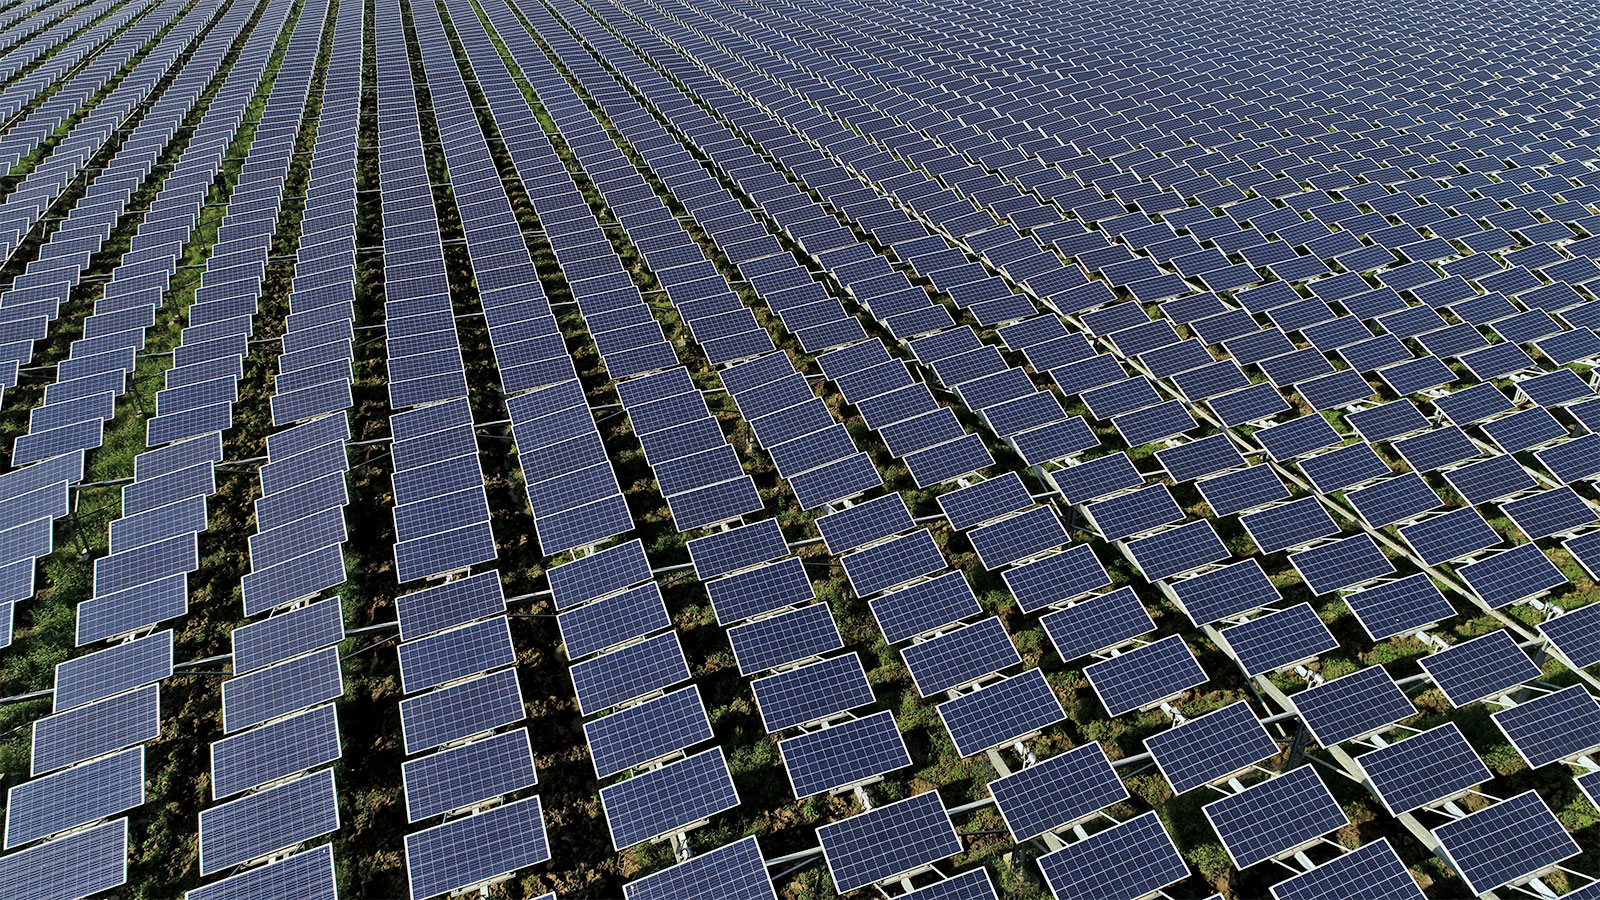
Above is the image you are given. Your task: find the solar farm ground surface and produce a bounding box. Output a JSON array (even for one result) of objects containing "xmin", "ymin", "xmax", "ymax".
[{"xmin": 0, "ymin": 0, "xmax": 1593, "ymax": 896}]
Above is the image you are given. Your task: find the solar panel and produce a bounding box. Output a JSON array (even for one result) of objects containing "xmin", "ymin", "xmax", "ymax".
[
  {"xmin": 841, "ymin": 528, "xmax": 944, "ymax": 596},
  {"xmin": 1432, "ymin": 791, "xmax": 1579, "ymax": 896},
  {"xmin": 402, "ymin": 728, "xmax": 536, "ymax": 823},
  {"xmin": 0, "ymin": 818, "xmax": 126, "ymax": 900},
  {"xmin": 211, "ymin": 704, "xmax": 341, "ymax": 800},
  {"xmin": 1084, "ymin": 634, "xmax": 1207, "ymax": 715},
  {"xmin": 688, "ymin": 515, "xmax": 787, "ymax": 576},
  {"xmin": 990, "ymin": 740, "xmax": 1128, "ymax": 841},
  {"xmin": 1002, "ymin": 544, "xmax": 1111, "ymax": 613},
  {"xmin": 1290, "ymin": 664, "xmax": 1416, "ymax": 747},
  {"xmin": 1346, "ymin": 399, "xmax": 1430, "ymax": 443},
  {"xmin": 1399, "ymin": 506, "xmax": 1500, "ymax": 566},
  {"xmin": 1539, "ymin": 602, "xmax": 1600, "ymax": 669},
  {"xmin": 548, "ymin": 539, "xmax": 651, "ymax": 609},
  {"xmin": 816, "ymin": 791, "xmax": 961, "ymax": 893},
  {"xmin": 1346, "ymin": 474, "xmax": 1442, "ymax": 529},
  {"xmin": 1049, "ymin": 451, "xmax": 1141, "ymax": 503},
  {"xmin": 556, "ymin": 582, "xmax": 670, "ymax": 662},
  {"xmin": 1036, "ymin": 811, "xmax": 1187, "ymax": 900},
  {"xmin": 54, "ymin": 629, "xmax": 173, "ymax": 712},
  {"xmin": 186, "ymin": 843, "xmax": 336, "ymax": 900},
  {"xmin": 622, "ymin": 835, "xmax": 777, "ymax": 900},
  {"xmin": 1269, "ymin": 839, "xmax": 1425, "ymax": 900},
  {"xmin": 1289, "ymin": 534, "xmax": 1395, "ymax": 596},
  {"xmin": 31, "ymin": 683, "xmax": 159, "ymax": 777},
  {"xmin": 938, "ymin": 472, "xmax": 1033, "ymax": 531},
  {"xmin": 1492, "ymin": 685, "xmax": 1600, "ymax": 768},
  {"xmin": 751, "ymin": 653, "xmax": 875, "ymax": 732},
  {"xmin": 231, "ymin": 597, "xmax": 344, "ymax": 675},
  {"xmin": 780, "ymin": 709, "xmax": 912, "ymax": 797},
  {"xmin": 899, "ymin": 869, "xmax": 996, "ymax": 900},
  {"xmin": 816, "ymin": 493, "xmax": 914, "ymax": 554},
  {"xmin": 1357, "ymin": 722, "xmax": 1491, "ymax": 814},
  {"xmin": 1146, "ymin": 701, "xmax": 1278, "ymax": 794},
  {"xmin": 584, "ymin": 685, "xmax": 713, "ymax": 779},
  {"xmin": 1203, "ymin": 766, "xmax": 1348, "ymax": 868},
  {"xmin": 400, "ymin": 667, "xmax": 525, "ymax": 754},
  {"xmin": 395, "ymin": 570, "xmax": 506, "ymax": 640},
  {"xmin": 600, "ymin": 747, "xmax": 739, "ymax": 849},
  {"xmin": 727, "ymin": 601, "xmax": 841, "ymax": 675},
  {"xmin": 870, "ymin": 571, "xmax": 983, "ymax": 643},
  {"xmin": 968, "ymin": 505, "xmax": 1068, "ymax": 569},
  {"xmin": 1155, "ymin": 435, "xmax": 1245, "ymax": 483},
  {"xmin": 705, "ymin": 557, "xmax": 814, "ymax": 625},
  {"xmin": 1085, "ymin": 485, "xmax": 1183, "ymax": 542},
  {"xmin": 198, "ymin": 769, "xmax": 338, "ymax": 876},
  {"xmin": 1458, "ymin": 542, "xmax": 1566, "ymax": 609},
  {"xmin": 221, "ymin": 646, "xmax": 343, "ymax": 733},
  {"xmin": 1039, "ymin": 585, "xmax": 1155, "ymax": 661},
  {"xmin": 1168, "ymin": 559, "xmax": 1280, "ymax": 625},
  {"xmin": 937, "ymin": 667, "xmax": 1065, "ymax": 756},
  {"xmin": 404, "ymin": 795, "xmax": 549, "ymax": 899},
  {"xmin": 1242, "ymin": 497, "xmax": 1338, "ymax": 553},
  {"xmin": 4, "ymin": 745, "xmax": 142, "ymax": 849},
  {"xmin": 1127, "ymin": 519, "xmax": 1229, "ymax": 582},
  {"xmin": 1221, "ymin": 603, "xmax": 1338, "ymax": 676},
  {"xmin": 1300, "ymin": 442, "xmax": 1389, "ymax": 493},
  {"xmin": 1503, "ymin": 485, "xmax": 1599, "ymax": 540},
  {"xmin": 1197, "ymin": 464, "xmax": 1289, "ymax": 517},
  {"xmin": 1418, "ymin": 629, "xmax": 1542, "ymax": 706}
]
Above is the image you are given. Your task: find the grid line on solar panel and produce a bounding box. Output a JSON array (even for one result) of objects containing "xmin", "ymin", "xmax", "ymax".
[
  {"xmin": 1145, "ymin": 701, "xmax": 1278, "ymax": 794},
  {"xmin": 401, "ymin": 727, "xmax": 536, "ymax": 823},
  {"xmin": 1432, "ymin": 791, "xmax": 1580, "ymax": 896},
  {"xmin": 1269, "ymin": 839, "xmax": 1424, "ymax": 900},
  {"xmin": 600, "ymin": 747, "xmax": 739, "ymax": 850},
  {"xmin": 1036, "ymin": 811, "xmax": 1187, "ymax": 900},
  {"xmin": 1491, "ymin": 684, "xmax": 1600, "ymax": 768},
  {"xmin": 404, "ymin": 795, "xmax": 549, "ymax": 900}
]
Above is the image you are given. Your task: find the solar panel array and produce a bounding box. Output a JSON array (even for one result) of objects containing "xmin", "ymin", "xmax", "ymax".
[{"xmin": 0, "ymin": 0, "xmax": 1598, "ymax": 891}]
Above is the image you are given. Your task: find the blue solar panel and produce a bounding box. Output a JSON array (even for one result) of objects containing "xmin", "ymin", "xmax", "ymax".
[
  {"xmin": 0, "ymin": 818, "xmax": 126, "ymax": 900},
  {"xmin": 870, "ymin": 571, "xmax": 983, "ymax": 643},
  {"xmin": 1491, "ymin": 685, "xmax": 1600, "ymax": 768},
  {"xmin": 1539, "ymin": 602, "xmax": 1600, "ymax": 669},
  {"xmin": 903, "ymin": 617, "xmax": 1021, "ymax": 697},
  {"xmin": 623, "ymin": 835, "xmax": 776, "ymax": 900},
  {"xmin": 841, "ymin": 528, "xmax": 944, "ymax": 596},
  {"xmin": 705, "ymin": 557, "xmax": 814, "ymax": 625},
  {"xmin": 1418, "ymin": 629, "xmax": 1542, "ymax": 706},
  {"xmin": 816, "ymin": 493, "xmax": 914, "ymax": 554},
  {"xmin": 1003, "ymin": 544, "xmax": 1112, "ymax": 614},
  {"xmin": 1145, "ymin": 701, "xmax": 1278, "ymax": 794},
  {"xmin": 1357, "ymin": 722, "xmax": 1490, "ymax": 814},
  {"xmin": 900, "ymin": 869, "xmax": 996, "ymax": 900},
  {"xmin": 1084, "ymin": 634, "xmax": 1207, "ymax": 715},
  {"xmin": 1203, "ymin": 766, "xmax": 1347, "ymax": 868},
  {"xmin": 1269, "ymin": 839, "xmax": 1424, "ymax": 900},
  {"xmin": 1037, "ymin": 811, "xmax": 1186, "ymax": 900},
  {"xmin": 600, "ymin": 747, "xmax": 739, "ymax": 850},
  {"xmin": 686, "ymin": 521, "xmax": 786, "ymax": 579},
  {"xmin": 4, "ymin": 746, "xmax": 142, "ymax": 849},
  {"xmin": 938, "ymin": 668, "xmax": 1065, "ymax": 756},
  {"xmin": 211, "ymin": 704, "xmax": 341, "ymax": 800},
  {"xmin": 1290, "ymin": 664, "xmax": 1416, "ymax": 747},
  {"xmin": 1221, "ymin": 603, "xmax": 1338, "ymax": 676},
  {"xmin": 727, "ymin": 601, "xmax": 841, "ymax": 676},
  {"xmin": 816, "ymin": 791, "xmax": 961, "ymax": 893},
  {"xmin": 1432, "ymin": 791, "xmax": 1579, "ymax": 896},
  {"xmin": 54, "ymin": 629, "xmax": 173, "ymax": 712},
  {"xmin": 569, "ymin": 631, "xmax": 688, "ymax": 716},
  {"xmin": 31, "ymin": 683, "xmax": 160, "ymax": 777},
  {"xmin": 779, "ymin": 709, "xmax": 911, "ymax": 798},
  {"xmin": 584, "ymin": 685, "xmax": 713, "ymax": 779},
  {"xmin": 198, "ymin": 769, "xmax": 338, "ymax": 876},
  {"xmin": 751, "ymin": 653, "xmax": 875, "ymax": 732},
  {"xmin": 399, "ymin": 667, "xmax": 525, "ymax": 754},
  {"xmin": 220, "ymin": 647, "xmax": 342, "ymax": 733},
  {"xmin": 990, "ymin": 741, "xmax": 1128, "ymax": 841},
  {"xmin": 395, "ymin": 570, "xmax": 506, "ymax": 640},
  {"xmin": 186, "ymin": 843, "xmax": 336, "ymax": 900},
  {"xmin": 402, "ymin": 728, "xmax": 536, "ymax": 822},
  {"xmin": 556, "ymin": 583, "xmax": 670, "ymax": 661},
  {"xmin": 404, "ymin": 795, "xmax": 549, "ymax": 899}
]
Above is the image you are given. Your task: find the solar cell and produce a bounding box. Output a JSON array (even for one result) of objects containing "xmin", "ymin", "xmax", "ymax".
[
  {"xmin": 870, "ymin": 571, "xmax": 983, "ymax": 643},
  {"xmin": 4, "ymin": 745, "xmax": 142, "ymax": 849},
  {"xmin": 990, "ymin": 740, "xmax": 1127, "ymax": 841},
  {"xmin": 938, "ymin": 472, "xmax": 1033, "ymax": 531},
  {"xmin": 816, "ymin": 493, "xmax": 914, "ymax": 554},
  {"xmin": 231, "ymin": 597, "xmax": 344, "ymax": 676},
  {"xmin": 1036, "ymin": 811, "xmax": 1187, "ymax": 900},
  {"xmin": 400, "ymin": 667, "xmax": 525, "ymax": 754},
  {"xmin": 0, "ymin": 818, "xmax": 126, "ymax": 900},
  {"xmin": 221, "ymin": 646, "xmax": 342, "ymax": 733},
  {"xmin": 402, "ymin": 728, "xmax": 536, "ymax": 823},
  {"xmin": 1539, "ymin": 602, "xmax": 1600, "ymax": 669},
  {"xmin": 779, "ymin": 710, "xmax": 911, "ymax": 798},
  {"xmin": 600, "ymin": 747, "xmax": 739, "ymax": 850},
  {"xmin": 1203, "ymin": 766, "xmax": 1348, "ymax": 868},
  {"xmin": 395, "ymin": 570, "xmax": 506, "ymax": 641},
  {"xmin": 751, "ymin": 653, "xmax": 875, "ymax": 732},
  {"xmin": 705, "ymin": 556, "xmax": 813, "ymax": 625},
  {"xmin": 1146, "ymin": 701, "xmax": 1278, "ymax": 794},
  {"xmin": 1197, "ymin": 464, "xmax": 1289, "ymax": 517},
  {"xmin": 1242, "ymin": 497, "xmax": 1338, "ymax": 554},
  {"xmin": 556, "ymin": 582, "xmax": 669, "ymax": 661},
  {"xmin": 54, "ymin": 629, "xmax": 173, "ymax": 713},
  {"xmin": 841, "ymin": 529, "xmax": 944, "ymax": 596},
  {"xmin": 816, "ymin": 791, "xmax": 961, "ymax": 893},
  {"xmin": 404, "ymin": 795, "xmax": 549, "ymax": 899},
  {"xmin": 1432, "ymin": 791, "xmax": 1579, "ymax": 896}
]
